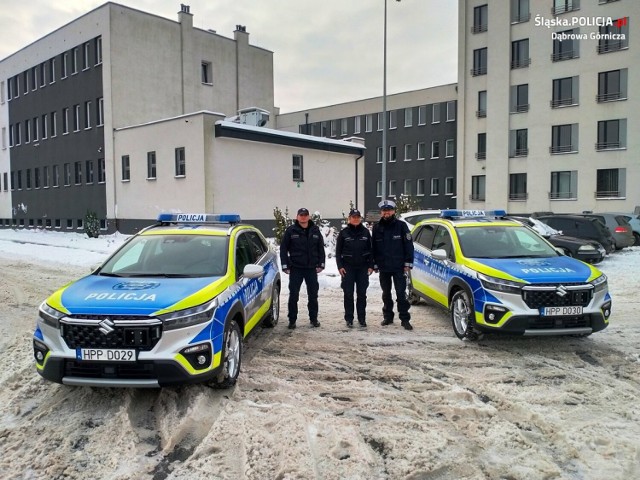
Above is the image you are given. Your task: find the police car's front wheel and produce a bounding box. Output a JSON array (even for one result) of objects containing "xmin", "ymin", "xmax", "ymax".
[
  {"xmin": 451, "ymin": 289, "xmax": 476, "ymax": 340},
  {"xmin": 212, "ymin": 318, "xmax": 242, "ymax": 388}
]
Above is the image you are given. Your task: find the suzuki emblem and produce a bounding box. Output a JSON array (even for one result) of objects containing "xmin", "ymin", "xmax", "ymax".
[
  {"xmin": 555, "ymin": 285, "xmax": 568, "ymax": 297},
  {"xmin": 98, "ymin": 318, "xmax": 115, "ymax": 335}
]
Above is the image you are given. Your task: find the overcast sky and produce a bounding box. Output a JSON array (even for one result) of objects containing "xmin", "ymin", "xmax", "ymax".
[{"xmin": 0, "ymin": 0, "xmax": 458, "ymax": 113}]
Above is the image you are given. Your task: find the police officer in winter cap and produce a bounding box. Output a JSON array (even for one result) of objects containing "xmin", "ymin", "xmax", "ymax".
[{"xmin": 372, "ymin": 199, "xmax": 415, "ymax": 330}]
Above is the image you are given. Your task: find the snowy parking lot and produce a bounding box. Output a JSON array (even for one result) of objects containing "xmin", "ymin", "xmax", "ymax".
[{"xmin": 0, "ymin": 229, "xmax": 638, "ymax": 479}]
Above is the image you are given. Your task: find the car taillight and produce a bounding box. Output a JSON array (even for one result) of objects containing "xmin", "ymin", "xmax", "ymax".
[{"xmin": 614, "ymin": 226, "xmax": 628, "ymax": 233}]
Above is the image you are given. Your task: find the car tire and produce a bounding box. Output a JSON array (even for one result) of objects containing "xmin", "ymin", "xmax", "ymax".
[
  {"xmin": 450, "ymin": 288, "xmax": 477, "ymax": 340},
  {"xmin": 405, "ymin": 272, "xmax": 420, "ymax": 305},
  {"xmin": 262, "ymin": 284, "xmax": 280, "ymax": 328},
  {"xmin": 211, "ymin": 318, "xmax": 242, "ymax": 388},
  {"xmin": 634, "ymin": 233, "xmax": 640, "ymax": 246}
]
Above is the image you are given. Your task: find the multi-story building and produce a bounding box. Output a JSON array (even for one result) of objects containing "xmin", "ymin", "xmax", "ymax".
[
  {"xmin": 276, "ymin": 86, "xmax": 458, "ymax": 214},
  {"xmin": 458, "ymin": 0, "xmax": 638, "ymax": 213},
  {"xmin": 0, "ymin": 3, "xmax": 274, "ymax": 232}
]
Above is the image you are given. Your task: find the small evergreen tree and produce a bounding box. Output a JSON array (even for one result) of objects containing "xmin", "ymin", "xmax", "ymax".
[
  {"xmin": 273, "ymin": 206, "xmax": 293, "ymax": 245},
  {"xmin": 84, "ymin": 210, "xmax": 100, "ymax": 238},
  {"xmin": 394, "ymin": 194, "xmax": 421, "ymax": 214}
]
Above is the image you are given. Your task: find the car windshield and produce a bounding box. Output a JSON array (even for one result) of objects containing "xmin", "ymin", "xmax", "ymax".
[
  {"xmin": 99, "ymin": 234, "xmax": 229, "ymax": 277},
  {"xmin": 457, "ymin": 225, "xmax": 559, "ymax": 259},
  {"xmin": 528, "ymin": 217, "xmax": 559, "ymax": 236}
]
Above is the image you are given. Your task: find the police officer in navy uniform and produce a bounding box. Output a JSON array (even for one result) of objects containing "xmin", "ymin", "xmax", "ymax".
[
  {"xmin": 336, "ymin": 209, "xmax": 373, "ymax": 328},
  {"xmin": 280, "ymin": 208, "xmax": 325, "ymax": 329},
  {"xmin": 372, "ymin": 199, "xmax": 415, "ymax": 330}
]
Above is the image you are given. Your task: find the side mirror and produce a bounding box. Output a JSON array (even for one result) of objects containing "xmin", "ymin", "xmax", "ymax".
[
  {"xmin": 555, "ymin": 247, "xmax": 566, "ymax": 256},
  {"xmin": 243, "ymin": 264, "xmax": 264, "ymax": 279},
  {"xmin": 431, "ymin": 249, "xmax": 448, "ymax": 261}
]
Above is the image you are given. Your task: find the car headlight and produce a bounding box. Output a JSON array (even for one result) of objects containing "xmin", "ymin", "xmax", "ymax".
[
  {"xmin": 38, "ymin": 302, "xmax": 65, "ymax": 328},
  {"xmin": 590, "ymin": 274, "xmax": 608, "ymax": 293},
  {"xmin": 158, "ymin": 298, "xmax": 218, "ymax": 331},
  {"xmin": 578, "ymin": 245, "xmax": 597, "ymax": 252},
  {"xmin": 478, "ymin": 273, "xmax": 524, "ymax": 294}
]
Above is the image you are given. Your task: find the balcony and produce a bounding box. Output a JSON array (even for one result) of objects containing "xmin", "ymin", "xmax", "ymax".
[
  {"xmin": 509, "ymin": 192, "xmax": 528, "ymax": 201},
  {"xmin": 471, "ymin": 23, "xmax": 488, "ymax": 34},
  {"xmin": 511, "ymin": 58, "xmax": 531, "ymax": 70},
  {"xmin": 551, "ymin": 50, "xmax": 579, "ymax": 62},
  {"xmin": 511, "ymin": 13, "xmax": 531, "ymax": 24},
  {"xmin": 510, "ymin": 104, "xmax": 529, "ymax": 114},
  {"xmin": 510, "ymin": 148, "xmax": 529, "ymax": 158},
  {"xmin": 549, "ymin": 191, "xmax": 577, "ymax": 200},
  {"xmin": 597, "ymin": 41, "xmax": 627, "ymax": 54},
  {"xmin": 551, "ymin": 3, "xmax": 580, "ymax": 15},
  {"xmin": 475, "ymin": 152, "xmax": 486, "ymax": 160},
  {"xmin": 476, "ymin": 109, "xmax": 487, "ymax": 118},
  {"xmin": 550, "ymin": 145, "xmax": 577, "ymax": 154},
  {"xmin": 471, "ymin": 66, "xmax": 487, "ymax": 76},
  {"xmin": 595, "ymin": 190, "xmax": 622, "ymax": 198},
  {"xmin": 550, "ymin": 98, "xmax": 577, "ymax": 108},
  {"xmin": 595, "ymin": 141, "xmax": 623, "ymax": 151},
  {"xmin": 596, "ymin": 91, "xmax": 625, "ymax": 102}
]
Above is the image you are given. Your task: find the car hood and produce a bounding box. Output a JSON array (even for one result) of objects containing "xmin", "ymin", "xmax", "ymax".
[
  {"xmin": 548, "ymin": 234, "xmax": 598, "ymax": 246},
  {"xmin": 468, "ymin": 256, "xmax": 598, "ymax": 283},
  {"xmin": 51, "ymin": 275, "xmax": 223, "ymax": 316}
]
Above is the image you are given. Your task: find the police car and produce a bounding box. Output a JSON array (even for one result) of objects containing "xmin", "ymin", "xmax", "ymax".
[
  {"xmin": 409, "ymin": 210, "xmax": 612, "ymax": 340},
  {"xmin": 33, "ymin": 213, "xmax": 280, "ymax": 388}
]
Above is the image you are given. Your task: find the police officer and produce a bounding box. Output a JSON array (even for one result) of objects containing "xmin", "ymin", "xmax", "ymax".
[
  {"xmin": 336, "ymin": 209, "xmax": 373, "ymax": 328},
  {"xmin": 372, "ymin": 199, "xmax": 414, "ymax": 330},
  {"xmin": 280, "ymin": 208, "xmax": 325, "ymax": 329}
]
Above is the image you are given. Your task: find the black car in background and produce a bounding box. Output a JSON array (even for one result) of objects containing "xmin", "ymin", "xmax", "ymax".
[
  {"xmin": 509, "ymin": 217, "xmax": 606, "ymax": 264},
  {"xmin": 535, "ymin": 215, "xmax": 615, "ymax": 254}
]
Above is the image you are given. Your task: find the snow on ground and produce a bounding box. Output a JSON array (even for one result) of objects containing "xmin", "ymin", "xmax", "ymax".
[{"xmin": 0, "ymin": 228, "xmax": 639, "ymax": 480}]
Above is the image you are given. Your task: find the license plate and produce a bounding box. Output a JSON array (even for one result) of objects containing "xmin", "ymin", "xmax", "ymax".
[
  {"xmin": 76, "ymin": 348, "xmax": 136, "ymax": 362},
  {"xmin": 542, "ymin": 306, "xmax": 583, "ymax": 316}
]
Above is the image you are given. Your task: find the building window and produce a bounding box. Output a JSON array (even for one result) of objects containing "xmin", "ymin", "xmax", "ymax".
[
  {"xmin": 389, "ymin": 110, "xmax": 397, "ymax": 129},
  {"xmin": 377, "ymin": 147, "xmax": 383, "ymax": 164},
  {"xmin": 95, "ymin": 37, "xmax": 103, "ymax": 65},
  {"xmin": 404, "ymin": 108, "xmax": 413, "ymax": 127},
  {"xmin": 551, "ymin": 124, "xmax": 578, "ymax": 154},
  {"xmin": 354, "ymin": 116, "xmax": 361, "ymax": 134},
  {"xmin": 432, "ymin": 103, "xmax": 441, "ymax": 124},
  {"xmin": 64, "ymin": 163, "xmax": 71, "ymax": 186},
  {"xmin": 292, "ymin": 154, "xmax": 304, "ymax": 182},
  {"xmin": 73, "ymin": 105, "xmax": 80, "ymax": 132},
  {"xmin": 404, "ymin": 144, "xmax": 412, "ymax": 161},
  {"xmin": 377, "ymin": 113, "xmax": 383, "ymax": 131},
  {"xmin": 446, "ymin": 101, "xmax": 456, "ymax": 121},
  {"xmin": 71, "ymin": 47, "xmax": 79, "ymax": 74},
  {"xmin": 62, "ymin": 108, "xmax": 69, "ymax": 134},
  {"xmin": 509, "ymin": 173, "xmax": 527, "ymax": 200},
  {"xmin": 472, "ymin": 4, "xmax": 488, "ymax": 33},
  {"xmin": 22, "ymin": 71, "xmax": 28, "ymax": 95},
  {"xmin": 445, "ymin": 139, "xmax": 455, "ymax": 158},
  {"xmin": 376, "ymin": 181, "xmax": 383, "ymax": 198},
  {"xmin": 121, "ymin": 155, "xmax": 130, "ymax": 181},
  {"xmin": 97, "ymin": 97, "xmax": 104, "ymax": 126},
  {"xmin": 98, "ymin": 158, "xmax": 106, "ymax": 183},
  {"xmin": 417, "ymin": 142, "xmax": 426, "ymax": 160},
  {"xmin": 388, "ymin": 180, "xmax": 397, "ymax": 197},
  {"xmin": 17, "ymin": 171, "xmax": 22, "ymax": 190},
  {"xmin": 41, "ymin": 114, "xmax": 48, "ymax": 139},
  {"xmin": 52, "ymin": 165, "xmax": 59, "ymax": 187},
  {"xmin": 389, "ymin": 145, "xmax": 397, "ymax": 163},
  {"xmin": 74, "ymin": 161, "xmax": 82, "ymax": 184},
  {"xmin": 417, "ymin": 178, "xmax": 425, "ymax": 196},
  {"xmin": 43, "ymin": 166, "xmax": 49, "ymax": 188},
  {"xmin": 49, "ymin": 58, "xmax": 56, "ymax": 84},
  {"xmin": 512, "ymin": 0, "xmax": 531, "ymax": 23},
  {"xmin": 147, "ymin": 151, "xmax": 157, "ymax": 179},
  {"xmin": 404, "ymin": 179, "xmax": 412, "ymax": 196},
  {"xmin": 25, "ymin": 119, "xmax": 31, "ymax": 144},
  {"xmin": 596, "ymin": 119, "xmax": 626, "ymax": 150},
  {"xmin": 51, "ymin": 112, "xmax": 57, "ymax": 137},
  {"xmin": 8, "ymin": 125, "xmax": 13, "ymax": 147},
  {"xmin": 66, "ymin": 219, "xmax": 73, "ymax": 229},
  {"xmin": 552, "ymin": 0, "xmax": 580, "ymax": 15},
  {"xmin": 175, "ymin": 147, "xmax": 186, "ymax": 177},
  {"xmin": 26, "ymin": 169, "xmax": 31, "ymax": 189},
  {"xmin": 330, "ymin": 120, "xmax": 337, "ymax": 137},
  {"xmin": 33, "ymin": 116, "xmax": 39, "ymax": 141},
  {"xmin": 596, "ymin": 168, "xmax": 625, "ymax": 198},
  {"xmin": 86, "ymin": 160, "xmax": 94, "ymax": 184},
  {"xmin": 320, "ymin": 122, "xmax": 327, "ymax": 137},
  {"xmin": 30, "ymin": 66, "xmax": 37, "ymax": 91},
  {"xmin": 83, "ymin": 42, "xmax": 90, "ymax": 70},
  {"xmin": 445, "ymin": 177, "xmax": 454, "ymax": 196},
  {"xmin": 418, "ymin": 105, "xmax": 426, "ymax": 125},
  {"xmin": 552, "ymin": 29, "xmax": 580, "ymax": 61},
  {"xmin": 597, "ymin": 69, "xmax": 627, "ymax": 102},
  {"xmin": 550, "ymin": 170, "xmax": 577, "ymax": 199},
  {"xmin": 551, "ymin": 76, "xmax": 579, "ymax": 107},
  {"xmin": 201, "ymin": 61, "xmax": 212, "ymax": 84},
  {"xmin": 84, "ymin": 102, "xmax": 91, "ymax": 129},
  {"xmin": 510, "ymin": 84, "xmax": 529, "ymax": 113},
  {"xmin": 477, "ymin": 90, "xmax": 487, "ymax": 117},
  {"xmin": 511, "ymin": 39, "xmax": 530, "ymax": 69},
  {"xmin": 472, "ymin": 47, "xmax": 487, "ymax": 76},
  {"xmin": 340, "ymin": 118, "xmax": 348, "ymax": 136},
  {"xmin": 431, "ymin": 178, "xmax": 440, "ymax": 196},
  {"xmin": 471, "ymin": 175, "xmax": 486, "ymax": 201},
  {"xmin": 365, "ymin": 114, "xmax": 373, "ymax": 132},
  {"xmin": 3, "ymin": 172, "xmax": 7, "ymax": 191},
  {"xmin": 509, "ymin": 129, "xmax": 528, "ymax": 157},
  {"xmin": 597, "ymin": 18, "xmax": 629, "ymax": 53},
  {"xmin": 476, "ymin": 133, "xmax": 486, "ymax": 160},
  {"xmin": 431, "ymin": 141, "xmax": 440, "ymax": 159},
  {"xmin": 14, "ymin": 122, "xmax": 21, "ymax": 145}
]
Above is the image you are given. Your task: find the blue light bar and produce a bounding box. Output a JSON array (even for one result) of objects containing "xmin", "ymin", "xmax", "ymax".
[
  {"xmin": 157, "ymin": 213, "xmax": 242, "ymax": 224},
  {"xmin": 440, "ymin": 209, "xmax": 507, "ymax": 219}
]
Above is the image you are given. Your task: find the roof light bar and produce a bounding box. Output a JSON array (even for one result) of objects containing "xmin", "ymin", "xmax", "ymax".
[
  {"xmin": 440, "ymin": 209, "xmax": 507, "ymax": 219},
  {"xmin": 157, "ymin": 213, "xmax": 242, "ymax": 224}
]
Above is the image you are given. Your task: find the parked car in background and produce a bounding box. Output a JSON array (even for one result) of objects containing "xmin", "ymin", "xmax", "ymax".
[
  {"xmin": 577, "ymin": 213, "xmax": 634, "ymax": 250},
  {"xmin": 399, "ymin": 210, "xmax": 441, "ymax": 229},
  {"xmin": 607, "ymin": 212, "xmax": 640, "ymax": 245},
  {"xmin": 535, "ymin": 215, "xmax": 615, "ymax": 253},
  {"xmin": 508, "ymin": 216, "xmax": 606, "ymax": 264}
]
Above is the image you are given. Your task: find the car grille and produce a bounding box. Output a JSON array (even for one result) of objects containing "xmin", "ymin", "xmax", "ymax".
[
  {"xmin": 527, "ymin": 315, "xmax": 590, "ymax": 330},
  {"xmin": 60, "ymin": 316, "xmax": 162, "ymax": 351},
  {"xmin": 64, "ymin": 360, "xmax": 157, "ymax": 379},
  {"xmin": 521, "ymin": 283, "xmax": 593, "ymax": 309}
]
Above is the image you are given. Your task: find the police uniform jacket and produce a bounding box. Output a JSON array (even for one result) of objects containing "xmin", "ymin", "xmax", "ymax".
[
  {"xmin": 336, "ymin": 223, "xmax": 374, "ymax": 270},
  {"xmin": 372, "ymin": 216, "xmax": 414, "ymax": 272},
  {"xmin": 280, "ymin": 220, "xmax": 326, "ymax": 270}
]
